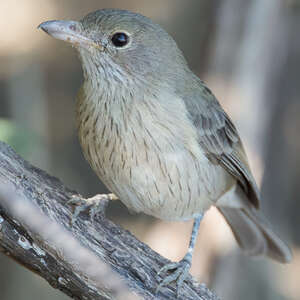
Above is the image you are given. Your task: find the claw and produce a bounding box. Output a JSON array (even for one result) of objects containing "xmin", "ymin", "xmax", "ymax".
[
  {"xmin": 67, "ymin": 194, "xmax": 117, "ymax": 225},
  {"xmin": 156, "ymin": 216, "xmax": 203, "ymax": 296},
  {"xmin": 156, "ymin": 254, "xmax": 192, "ymax": 297}
]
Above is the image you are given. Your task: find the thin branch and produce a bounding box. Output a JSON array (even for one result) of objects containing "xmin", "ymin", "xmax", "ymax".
[
  {"xmin": 0, "ymin": 184, "xmax": 137, "ymax": 300},
  {"xmin": 0, "ymin": 141, "xmax": 219, "ymax": 300}
]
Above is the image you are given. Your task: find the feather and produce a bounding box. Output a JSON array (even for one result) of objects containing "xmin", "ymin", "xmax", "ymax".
[
  {"xmin": 182, "ymin": 78, "xmax": 291, "ymax": 262},
  {"xmin": 183, "ymin": 78, "xmax": 259, "ymax": 208}
]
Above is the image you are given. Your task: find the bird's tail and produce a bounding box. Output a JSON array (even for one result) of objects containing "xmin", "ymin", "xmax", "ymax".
[{"xmin": 218, "ymin": 206, "xmax": 292, "ymax": 263}]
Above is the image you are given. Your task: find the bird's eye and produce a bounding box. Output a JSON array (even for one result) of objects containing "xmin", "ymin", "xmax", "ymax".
[{"xmin": 111, "ymin": 32, "xmax": 129, "ymax": 48}]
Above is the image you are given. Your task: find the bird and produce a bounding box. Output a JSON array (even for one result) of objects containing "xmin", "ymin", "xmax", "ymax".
[{"xmin": 38, "ymin": 9, "xmax": 292, "ymax": 295}]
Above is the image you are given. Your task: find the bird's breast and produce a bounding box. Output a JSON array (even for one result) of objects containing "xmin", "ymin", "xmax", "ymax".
[{"xmin": 76, "ymin": 85, "xmax": 233, "ymax": 220}]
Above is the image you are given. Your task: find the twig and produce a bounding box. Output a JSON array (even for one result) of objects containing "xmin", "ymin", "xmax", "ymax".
[{"xmin": 0, "ymin": 184, "xmax": 137, "ymax": 300}]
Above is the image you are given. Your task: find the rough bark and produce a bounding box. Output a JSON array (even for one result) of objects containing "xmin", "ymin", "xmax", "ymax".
[{"xmin": 0, "ymin": 141, "xmax": 219, "ymax": 300}]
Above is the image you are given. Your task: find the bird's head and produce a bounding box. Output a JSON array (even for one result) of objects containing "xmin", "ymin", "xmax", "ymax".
[{"xmin": 39, "ymin": 9, "xmax": 189, "ymax": 92}]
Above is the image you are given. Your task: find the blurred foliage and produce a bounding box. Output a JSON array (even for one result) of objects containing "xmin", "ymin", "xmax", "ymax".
[{"xmin": 0, "ymin": 118, "xmax": 39, "ymax": 158}]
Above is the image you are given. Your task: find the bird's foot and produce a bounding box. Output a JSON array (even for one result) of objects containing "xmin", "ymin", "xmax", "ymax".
[
  {"xmin": 156, "ymin": 253, "xmax": 192, "ymax": 297},
  {"xmin": 67, "ymin": 193, "xmax": 117, "ymax": 225}
]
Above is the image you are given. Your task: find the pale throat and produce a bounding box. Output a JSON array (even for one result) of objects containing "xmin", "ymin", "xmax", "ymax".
[
  {"xmin": 76, "ymin": 57, "xmax": 142, "ymax": 145},
  {"xmin": 78, "ymin": 48, "xmax": 134, "ymax": 88}
]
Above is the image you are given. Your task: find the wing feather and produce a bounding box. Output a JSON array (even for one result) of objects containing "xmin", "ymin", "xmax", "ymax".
[{"xmin": 183, "ymin": 80, "xmax": 260, "ymax": 208}]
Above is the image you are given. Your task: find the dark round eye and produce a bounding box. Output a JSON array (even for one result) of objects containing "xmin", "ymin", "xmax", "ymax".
[{"xmin": 111, "ymin": 32, "xmax": 129, "ymax": 48}]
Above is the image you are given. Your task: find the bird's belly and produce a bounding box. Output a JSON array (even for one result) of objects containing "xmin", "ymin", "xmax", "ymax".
[
  {"xmin": 117, "ymin": 153, "xmax": 233, "ymax": 221},
  {"xmin": 81, "ymin": 131, "xmax": 233, "ymax": 221}
]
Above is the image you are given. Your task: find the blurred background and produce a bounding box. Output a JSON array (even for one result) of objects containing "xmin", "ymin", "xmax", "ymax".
[{"xmin": 0, "ymin": 0, "xmax": 299, "ymax": 299}]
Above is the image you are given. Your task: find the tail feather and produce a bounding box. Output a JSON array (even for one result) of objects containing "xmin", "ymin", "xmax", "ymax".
[{"xmin": 218, "ymin": 206, "xmax": 292, "ymax": 263}]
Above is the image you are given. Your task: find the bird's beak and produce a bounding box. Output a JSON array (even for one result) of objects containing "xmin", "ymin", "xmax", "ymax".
[{"xmin": 38, "ymin": 20, "xmax": 104, "ymax": 51}]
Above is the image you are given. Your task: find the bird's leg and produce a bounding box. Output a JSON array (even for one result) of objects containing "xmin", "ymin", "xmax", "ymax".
[
  {"xmin": 156, "ymin": 214, "xmax": 203, "ymax": 296},
  {"xmin": 67, "ymin": 193, "xmax": 118, "ymax": 225}
]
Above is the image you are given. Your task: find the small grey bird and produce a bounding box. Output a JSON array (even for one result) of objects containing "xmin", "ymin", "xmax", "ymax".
[{"xmin": 39, "ymin": 9, "xmax": 291, "ymax": 294}]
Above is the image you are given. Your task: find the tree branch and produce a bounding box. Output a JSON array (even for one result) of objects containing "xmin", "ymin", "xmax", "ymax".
[{"xmin": 0, "ymin": 141, "xmax": 219, "ymax": 300}]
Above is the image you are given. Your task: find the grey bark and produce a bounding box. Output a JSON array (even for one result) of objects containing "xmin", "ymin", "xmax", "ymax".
[{"xmin": 0, "ymin": 141, "xmax": 219, "ymax": 300}]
